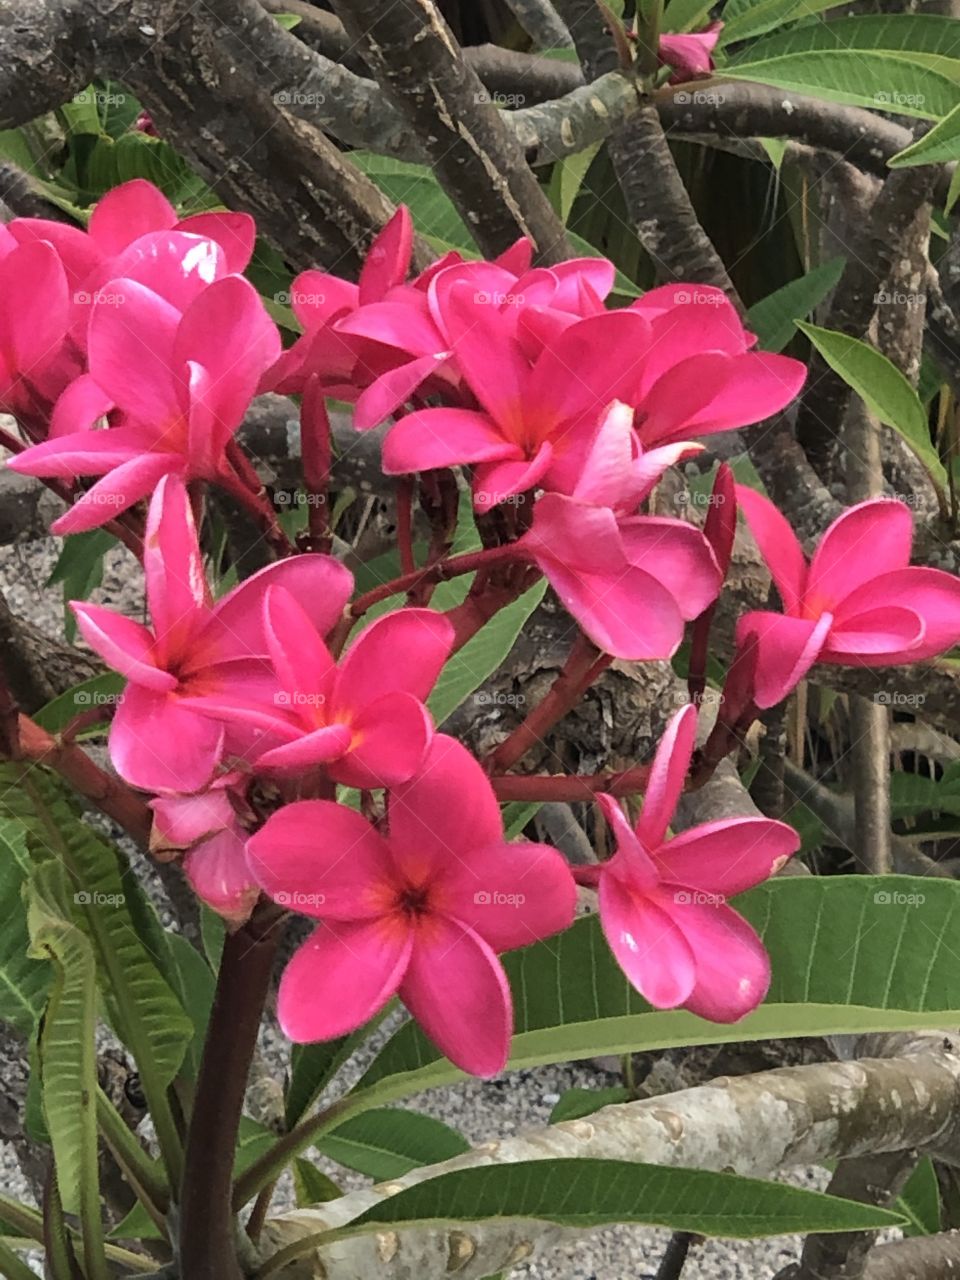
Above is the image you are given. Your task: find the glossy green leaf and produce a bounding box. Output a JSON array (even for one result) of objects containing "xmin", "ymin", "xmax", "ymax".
[
  {"xmin": 0, "ymin": 820, "xmax": 49, "ymax": 1031},
  {"xmin": 356, "ymin": 877, "xmax": 960, "ymax": 1103},
  {"xmin": 46, "ymin": 529, "xmax": 113, "ymax": 642},
  {"xmin": 796, "ymin": 322, "xmax": 947, "ymax": 495},
  {"xmin": 293, "ymin": 1159, "xmax": 342, "ymax": 1207},
  {"xmin": 896, "ymin": 1157, "xmax": 941, "ymax": 1237},
  {"xmin": 719, "ymin": 0, "xmax": 841, "ymax": 46},
  {"xmin": 890, "ymin": 101, "xmax": 960, "ymax": 167},
  {"xmin": 335, "ymin": 1159, "xmax": 904, "ymax": 1239},
  {"xmin": 33, "ymin": 673, "xmax": 124, "ymax": 735},
  {"xmin": 549, "ymin": 1086, "xmax": 632, "ymax": 1123},
  {"xmin": 318, "ymin": 1108, "xmax": 470, "ymax": 1181},
  {"xmin": 728, "ymin": 14, "xmax": 960, "ymax": 66},
  {"xmin": 746, "ymin": 259, "xmax": 844, "ymax": 353}
]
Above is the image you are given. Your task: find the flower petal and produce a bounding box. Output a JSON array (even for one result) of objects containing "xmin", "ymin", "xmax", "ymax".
[
  {"xmin": 177, "ymin": 211, "xmax": 256, "ymax": 273},
  {"xmin": 637, "ymin": 704, "xmax": 698, "ymax": 850},
  {"xmin": 735, "ymin": 484, "xmax": 807, "ymax": 614},
  {"xmin": 184, "ymin": 828, "xmax": 259, "ymax": 924},
  {"xmin": 88, "ymin": 180, "xmax": 176, "ymax": 254},
  {"xmin": 359, "ymin": 206, "xmax": 413, "ymax": 304},
  {"xmin": 382, "ymin": 407, "xmax": 521, "ymax": 474},
  {"xmin": 828, "ymin": 567, "xmax": 960, "ymax": 664},
  {"xmin": 807, "ymin": 499, "xmax": 913, "ymax": 610},
  {"xmin": 657, "ymin": 817, "xmax": 799, "ymax": 896},
  {"xmin": 51, "ymin": 452, "xmax": 179, "ymax": 534},
  {"xmin": 735, "ymin": 611, "xmax": 833, "ymax": 708},
  {"xmin": 599, "ymin": 873, "xmax": 696, "ymax": 1008},
  {"xmin": 669, "ymin": 899, "xmax": 771, "ymax": 1022},
  {"xmin": 87, "ymin": 278, "xmax": 181, "ymax": 423},
  {"xmin": 109, "ymin": 685, "xmax": 223, "ymax": 793},
  {"xmin": 388, "ymin": 733, "xmax": 503, "ymax": 863},
  {"xmin": 143, "ymin": 474, "xmax": 208, "ymax": 664},
  {"xmin": 337, "ymin": 609, "xmax": 453, "ymax": 707},
  {"xmin": 445, "ymin": 841, "xmax": 577, "ymax": 951},
  {"xmin": 71, "ymin": 602, "xmax": 174, "ymax": 691}
]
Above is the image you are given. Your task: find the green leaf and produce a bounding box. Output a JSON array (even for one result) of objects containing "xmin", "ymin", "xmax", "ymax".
[
  {"xmin": 164, "ymin": 933, "xmax": 216, "ymax": 1080},
  {"xmin": 663, "ymin": 0, "xmax": 715, "ymax": 34},
  {"xmin": 46, "ymin": 529, "xmax": 114, "ymax": 642},
  {"xmin": 896, "ymin": 1157, "xmax": 941, "ymax": 1237},
  {"xmin": 720, "ymin": 52, "xmax": 960, "ymax": 120},
  {"xmin": 719, "ymin": 0, "xmax": 842, "ymax": 46},
  {"xmin": 356, "ymin": 877, "xmax": 960, "ymax": 1102},
  {"xmin": 350, "ymin": 153, "xmax": 476, "ymax": 250},
  {"xmin": 728, "ymin": 14, "xmax": 960, "ymax": 66},
  {"xmin": 796, "ymin": 322, "xmax": 947, "ymax": 496},
  {"xmin": 200, "ymin": 905, "xmax": 226, "ymax": 972},
  {"xmin": 272, "ymin": 12, "xmax": 302, "ymax": 28},
  {"xmin": 549, "ymin": 144, "xmax": 601, "ymax": 224},
  {"xmin": 549, "ymin": 1087, "xmax": 632, "ymax": 1123},
  {"xmin": 33, "ymin": 673, "xmax": 124, "ymax": 735},
  {"xmin": 318, "ymin": 1109, "xmax": 470, "ymax": 1181},
  {"xmin": 502, "ymin": 801, "xmax": 544, "ymax": 840},
  {"xmin": 334, "ymin": 1159, "xmax": 904, "ymax": 1239},
  {"xmin": 286, "ymin": 1036, "xmax": 362, "ymax": 1130},
  {"xmin": 890, "ymin": 101, "xmax": 960, "ymax": 167},
  {"xmin": 946, "ymin": 164, "xmax": 960, "ymax": 215},
  {"xmin": 26, "ymin": 862, "xmax": 107, "ymax": 1279},
  {"xmin": 293, "ymin": 1159, "xmax": 342, "ymax": 1207},
  {"xmin": 0, "ymin": 821, "xmax": 49, "ymax": 1032},
  {"xmin": 429, "ymin": 581, "xmax": 547, "ymax": 726},
  {"xmin": 746, "ymin": 259, "xmax": 844, "ymax": 353}
]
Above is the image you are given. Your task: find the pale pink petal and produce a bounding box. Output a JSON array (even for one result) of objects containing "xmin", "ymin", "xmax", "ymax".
[
  {"xmin": 88, "ymin": 180, "xmax": 176, "ymax": 254},
  {"xmin": 637, "ymin": 704, "xmax": 697, "ymax": 850},
  {"xmin": 49, "ymin": 375, "xmax": 114, "ymax": 438},
  {"xmin": 71, "ymin": 602, "xmax": 174, "ymax": 691},
  {"xmin": 599, "ymin": 873, "xmax": 696, "ymax": 1008},
  {"xmin": 330, "ymin": 692, "xmax": 432, "ymax": 790},
  {"xmin": 109, "ymin": 685, "xmax": 223, "ymax": 793},
  {"xmin": 51, "ymin": 452, "xmax": 180, "ymax": 534},
  {"xmin": 87, "ymin": 278, "xmax": 181, "ymax": 423},
  {"xmin": 177, "ymin": 211, "xmax": 256, "ymax": 273},
  {"xmin": 388, "ymin": 733, "xmax": 503, "ymax": 862},
  {"xmin": 619, "ymin": 517, "xmax": 721, "ymax": 620},
  {"xmin": 806, "ymin": 499, "xmax": 913, "ymax": 610},
  {"xmin": 473, "ymin": 443, "xmax": 554, "ymax": 511},
  {"xmin": 828, "ymin": 567, "xmax": 960, "ymax": 663},
  {"xmin": 143, "ymin": 474, "xmax": 208, "ymax": 664},
  {"xmin": 656, "ymin": 817, "xmax": 799, "ymax": 896},
  {"xmin": 247, "ymin": 799, "xmax": 395, "ymax": 919},
  {"xmin": 400, "ymin": 919, "xmax": 512, "ymax": 1077},
  {"xmin": 570, "ymin": 401, "xmax": 637, "ymax": 508},
  {"xmin": 735, "ymin": 610, "xmax": 833, "ymax": 708},
  {"xmin": 668, "ymin": 899, "xmax": 770, "ymax": 1022},
  {"xmin": 184, "ymin": 828, "xmax": 259, "ymax": 924},
  {"xmin": 278, "ymin": 919, "xmax": 412, "ymax": 1042},
  {"xmin": 150, "ymin": 788, "xmax": 235, "ymax": 845},
  {"xmin": 359, "ymin": 207, "xmax": 413, "ymax": 304},
  {"xmin": 382, "ymin": 407, "xmax": 521, "ymax": 474},
  {"xmin": 735, "ymin": 484, "xmax": 807, "ymax": 614}
]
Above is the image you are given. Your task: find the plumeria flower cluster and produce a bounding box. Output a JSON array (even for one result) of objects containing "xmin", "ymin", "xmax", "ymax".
[{"xmin": 7, "ymin": 182, "xmax": 960, "ymax": 1078}]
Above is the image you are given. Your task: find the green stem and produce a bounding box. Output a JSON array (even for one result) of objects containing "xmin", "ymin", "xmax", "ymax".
[{"xmin": 0, "ymin": 1238, "xmax": 38, "ymax": 1280}]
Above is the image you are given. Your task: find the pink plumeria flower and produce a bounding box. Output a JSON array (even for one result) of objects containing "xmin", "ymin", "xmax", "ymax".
[
  {"xmin": 8, "ymin": 272, "xmax": 280, "ymax": 532},
  {"xmin": 151, "ymin": 775, "xmax": 257, "ymax": 923},
  {"xmin": 246, "ymin": 735, "xmax": 577, "ymax": 1076},
  {"xmin": 69, "ymin": 474, "xmax": 353, "ymax": 794},
  {"xmin": 658, "ymin": 22, "xmax": 723, "ymax": 84},
  {"xmin": 183, "ymin": 586, "xmax": 454, "ymax": 788},
  {"xmin": 518, "ymin": 403, "xmax": 721, "ymax": 658},
  {"xmin": 0, "ymin": 233, "xmax": 77, "ymax": 425},
  {"xmin": 736, "ymin": 488, "xmax": 960, "ymax": 708},
  {"xmin": 584, "ymin": 705, "xmax": 799, "ymax": 1021}
]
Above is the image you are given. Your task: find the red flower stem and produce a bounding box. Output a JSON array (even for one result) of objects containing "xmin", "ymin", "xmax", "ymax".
[
  {"xmin": 217, "ymin": 467, "xmax": 296, "ymax": 559},
  {"xmin": 487, "ymin": 634, "xmax": 612, "ymax": 774},
  {"xmin": 347, "ymin": 543, "xmax": 522, "ymax": 621},
  {"xmin": 396, "ymin": 477, "xmax": 416, "ymax": 576},
  {"xmin": 686, "ymin": 602, "xmax": 717, "ymax": 707},
  {"xmin": 491, "ymin": 765, "xmax": 653, "ymax": 802},
  {"xmin": 300, "ymin": 376, "xmax": 332, "ymax": 552},
  {"xmin": 15, "ymin": 715, "xmax": 152, "ymax": 844}
]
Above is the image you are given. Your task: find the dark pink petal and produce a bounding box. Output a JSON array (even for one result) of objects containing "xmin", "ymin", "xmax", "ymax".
[
  {"xmin": 824, "ymin": 606, "xmax": 923, "ymax": 656},
  {"xmin": 540, "ymin": 557, "xmax": 687, "ymax": 659},
  {"xmin": 7, "ymin": 218, "xmax": 100, "ymax": 286},
  {"xmin": 109, "ymin": 684, "xmax": 223, "ymax": 793},
  {"xmin": 735, "ymin": 611, "xmax": 833, "ymax": 708},
  {"xmin": 598, "ymin": 873, "xmax": 696, "ymax": 1008},
  {"xmin": 735, "ymin": 484, "xmax": 807, "ymax": 614},
  {"xmin": 359, "ymin": 206, "xmax": 413, "ymax": 304},
  {"xmin": 439, "ymin": 840, "xmax": 576, "ymax": 951},
  {"xmin": 441, "ymin": 283, "xmax": 531, "ymax": 431},
  {"xmin": 49, "ymin": 375, "xmax": 114, "ymax": 438},
  {"xmin": 105, "ymin": 231, "xmax": 228, "ymax": 315},
  {"xmin": 206, "ymin": 554, "xmax": 353, "ymax": 663},
  {"xmin": 636, "ymin": 704, "xmax": 697, "ymax": 850},
  {"xmin": 528, "ymin": 311, "xmax": 652, "ymax": 428},
  {"xmin": 549, "ymin": 258, "xmax": 617, "ymax": 310},
  {"xmin": 177, "ymin": 211, "xmax": 256, "ymax": 273},
  {"xmin": 596, "ymin": 793, "xmax": 659, "ymax": 887},
  {"xmin": 7, "ymin": 425, "xmax": 148, "ymax": 478},
  {"xmin": 184, "ymin": 828, "xmax": 259, "ymax": 924},
  {"xmin": 278, "ymin": 919, "xmax": 411, "ymax": 1042},
  {"xmin": 382, "ymin": 407, "xmax": 521, "ymax": 474},
  {"xmin": 353, "ymin": 353, "xmax": 453, "ymax": 431},
  {"xmin": 619, "ymin": 517, "xmax": 721, "ymax": 620},
  {"xmin": 143, "ymin": 474, "xmax": 209, "ymax": 665},
  {"xmin": 659, "ymin": 27, "xmax": 720, "ymax": 81},
  {"xmin": 670, "ymin": 900, "xmax": 770, "ymax": 1022},
  {"xmin": 388, "ymin": 734, "xmax": 503, "ymax": 862},
  {"xmin": 473, "ymin": 443, "xmax": 554, "ymax": 511},
  {"xmin": 247, "ymin": 799, "xmax": 395, "ymax": 919},
  {"xmin": 828, "ymin": 567, "xmax": 960, "ymax": 663},
  {"xmin": 634, "ymin": 299, "xmax": 748, "ymax": 398},
  {"xmin": 88, "ymin": 180, "xmax": 176, "ymax": 254},
  {"xmin": 71, "ymin": 602, "xmax": 174, "ymax": 691},
  {"xmin": 255, "ymin": 724, "xmax": 354, "ymax": 774},
  {"xmin": 656, "ymin": 817, "xmax": 799, "ymax": 896},
  {"xmin": 263, "ymin": 586, "xmax": 336, "ymax": 702},
  {"xmin": 0, "ymin": 240, "xmax": 69, "ymax": 373},
  {"xmin": 494, "ymin": 237, "xmax": 534, "ymax": 276},
  {"xmin": 331, "ymin": 692, "xmax": 432, "ymax": 789},
  {"xmin": 87, "ymin": 278, "xmax": 181, "ymax": 423},
  {"xmin": 337, "ymin": 300, "xmax": 442, "ymax": 357},
  {"xmin": 401, "ymin": 918, "xmax": 512, "ymax": 1077},
  {"xmin": 51, "ymin": 452, "xmax": 179, "ymax": 534},
  {"xmin": 806, "ymin": 498, "xmax": 913, "ymax": 610},
  {"xmin": 336, "ymin": 609, "xmax": 453, "ymax": 707}
]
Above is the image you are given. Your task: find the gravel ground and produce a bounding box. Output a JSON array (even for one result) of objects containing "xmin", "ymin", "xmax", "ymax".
[{"xmin": 0, "ymin": 525, "xmax": 864, "ymax": 1279}]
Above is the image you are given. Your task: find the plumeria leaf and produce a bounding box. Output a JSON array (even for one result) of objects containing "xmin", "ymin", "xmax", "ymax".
[
  {"xmin": 889, "ymin": 101, "xmax": 960, "ymax": 166},
  {"xmin": 356, "ymin": 877, "xmax": 960, "ymax": 1100},
  {"xmin": 317, "ymin": 1109, "xmax": 470, "ymax": 1181},
  {"xmin": 727, "ymin": 14, "xmax": 960, "ymax": 66},
  {"xmin": 33, "ymin": 673, "xmax": 124, "ymax": 735},
  {"xmin": 549, "ymin": 1087, "xmax": 632, "ymax": 1123},
  {"xmin": 796, "ymin": 322, "xmax": 947, "ymax": 497},
  {"xmin": 46, "ymin": 529, "xmax": 114, "ymax": 642},
  {"xmin": 293, "ymin": 1159, "xmax": 343, "ymax": 1206},
  {"xmin": 0, "ymin": 820, "xmax": 49, "ymax": 1032},
  {"xmin": 746, "ymin": 259, "xmax": 844, "ymax": 353},
  {"xmin": 327, "ymin": 1159, "xmax": 904, "ymax": 1240},
  {"xmin": 895, "ymin": 1157, "xmax": 941, "ymax": 1237}
]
